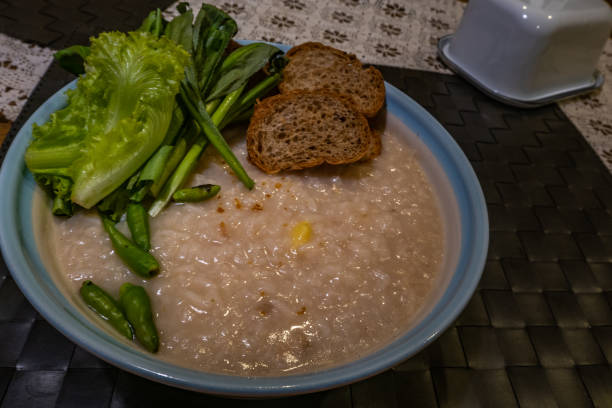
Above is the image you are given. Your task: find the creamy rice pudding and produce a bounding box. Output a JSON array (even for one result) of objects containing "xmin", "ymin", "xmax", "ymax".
[{"xmin": 37, "ymin": 129, "xmax": 444, "ymax": 376}]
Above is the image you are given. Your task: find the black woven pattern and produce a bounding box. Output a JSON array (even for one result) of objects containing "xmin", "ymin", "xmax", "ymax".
[
  {"xmin": 1, "ymin": 67, "xmax": 611, "ymax": 407},
  {"xmin": 377, "ymin": 66, "xmax": 612, "ymax": 408},
  {"xmin": 0, "ymin": 0, "xmax": 175, "ymax": 49},
  {"xmin": 2, "ymin": 5, "xmax": 612, "ymax": 407}
]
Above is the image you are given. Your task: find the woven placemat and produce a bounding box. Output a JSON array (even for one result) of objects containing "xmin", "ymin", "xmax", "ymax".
[
  {"xmin": 2, "ymin": 64, "xmax": 612, "ymax": 408},
  {"xmin": 2, "ymin": 2, "xmax": 612, "ymax": 407}
]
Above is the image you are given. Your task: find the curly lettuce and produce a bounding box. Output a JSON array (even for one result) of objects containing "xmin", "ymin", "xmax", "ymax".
[{"xmin": 25, "ymin": 31, "xmax": 189, "ymax": 210}]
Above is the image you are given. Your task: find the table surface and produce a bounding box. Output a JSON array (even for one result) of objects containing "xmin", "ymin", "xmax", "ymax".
[
  {"xmin": 1, "ymin": 1, "xmax": 612, "ymax": 407},
  {"xmin": 1, "ymin": 0, "xmax": 611, "ymax": 173}
]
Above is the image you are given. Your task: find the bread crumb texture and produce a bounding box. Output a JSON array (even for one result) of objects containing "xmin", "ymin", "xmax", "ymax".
[
  {"xmin": 280, "ymin": 42, "xmax": 385, "ymax": 118},
  {"xmin": 247, "ymin": 91, "xmax": 374, "ymax": 174}
]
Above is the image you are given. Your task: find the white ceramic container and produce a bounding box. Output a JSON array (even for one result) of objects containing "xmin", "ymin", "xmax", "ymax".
[{"xmin": 439, "ymin": 0, "xmax": 612, "ymax": 107}]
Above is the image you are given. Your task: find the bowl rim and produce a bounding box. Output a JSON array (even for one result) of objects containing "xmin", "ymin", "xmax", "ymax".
[{"xmin": 0, "ymin": 50, "xmax": 488, "ymax": 397}]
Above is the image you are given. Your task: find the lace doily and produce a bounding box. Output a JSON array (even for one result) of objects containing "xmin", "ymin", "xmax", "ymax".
[
  {"xmin": 0, "ymin": 33, "xmax": 54, "ymax": 121},
  {"xmin": 559, "ymin": 38, "xmax": 612, "ymax": 169},
  {"xmin": 163, "ymin": 0, "xmax": 464, "ymax": 73}
]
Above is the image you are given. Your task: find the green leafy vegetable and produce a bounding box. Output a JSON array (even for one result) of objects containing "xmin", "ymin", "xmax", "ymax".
[
  {"xmin": 35, "ymin": 174, "xmax": 74, "ymax": 216},
  {"xmin": 138, "ymin": 9, "xmax": 164, "ymax": 36},
  {"xmin": 192, "ymin": 5, "xmax": 237, "ymax": 94},
  {"xmin": 28, "ymin": 2, "xmax": 290, "ymax": 279},
  {"xmin": 25, "ymin": 31, "xmax": 190, "ymax": 209},
  {"xmin": 54, "ymin": 45, "xmax": 91, "ymax": 75},
  {"xmin": 206, "ymin": 43, "xmax": 282, "ymax": 102},
  {"xmin": 164, "ymin": 7, "xmax": 193, "ymax": 53},
  {"xmin": 97, "ymin": 182, "xmax": 130, "ymax": 222}
]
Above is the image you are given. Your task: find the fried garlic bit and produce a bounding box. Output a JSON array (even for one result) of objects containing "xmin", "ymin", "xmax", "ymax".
[{"xmin": 291, "ymin": 221, "xmax": 312, "ymax": 249}]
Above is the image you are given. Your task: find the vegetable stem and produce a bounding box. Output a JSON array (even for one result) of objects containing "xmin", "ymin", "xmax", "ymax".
[
  {"xmin": 211, "ymin": 84, "xmax": 245, "ymax": 126},
  {"xmin": 25, "ymin": 143, "xmax": 82, "ymax": 171},
  {"xmin": 219, "ymin": 73, "xmax": 282, "ymax": 129},
  {"xmin": 179, "ymin": 81, "xmax": 254, "ymax": 189},
  {"xmin": 129, "ymin": 145, "xmax": 174, "ymax": 202},
  {"xmin": 236, "ymin": 74, "xmax": 282, "ymax": 113},
  {"xmin": 150, "ymin": 136, "xmax": 189, "ymax": 197},
  {"xmin": 205, "ymin": 99, "xmax": 221, "ymax": 114},
  {"xmin": 148, "ymin": 137, "xmax": 209, "ymax": 217}
]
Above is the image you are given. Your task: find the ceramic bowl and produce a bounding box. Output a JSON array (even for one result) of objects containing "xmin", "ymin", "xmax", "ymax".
[{"xmin": 0, "ymin": 45, "xmax": 488, "ymax": 396}]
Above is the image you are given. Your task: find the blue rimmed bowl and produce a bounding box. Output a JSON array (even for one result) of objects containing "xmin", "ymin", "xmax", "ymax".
[{"xmin": 0, "ymin": 44, "xmax": 488, "ymax": 397}]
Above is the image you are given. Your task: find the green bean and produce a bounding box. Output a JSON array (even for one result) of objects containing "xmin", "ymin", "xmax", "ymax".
[
  {"xmin": 80, "ymin": 280, "xmax": 133, "ymax": 340},
  {"xmin": 172, "ymin": 184, "xmax": 220, "ymax": 202},
  {"xmin": 126, "ymin": 203, "xmax": 151, "ymax": 251},
  {"xmin": 101, "ymin": 216, "xmax": 159, "ymax": 278},
  {"xmin": 119, "ymin": 283, "xmax": 159, "ymax": 353}
]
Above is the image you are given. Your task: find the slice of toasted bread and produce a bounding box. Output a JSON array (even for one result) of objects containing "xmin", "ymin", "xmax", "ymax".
[
  {"xmin": 247, "ymin": 91, "xmax": 373, "ymax": 174},
  {"xmin": 279, "ymin": 42, "xmax": 385, "ymax": 118}
]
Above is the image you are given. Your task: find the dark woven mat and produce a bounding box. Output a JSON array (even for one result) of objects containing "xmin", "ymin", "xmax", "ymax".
[
  {"xmin": 0, "ymin": 0, "xmax": 175, "ymax": 49},
  {"xmin": 2, "ymin": 2, "xmax": 612, "ymax": 407}
]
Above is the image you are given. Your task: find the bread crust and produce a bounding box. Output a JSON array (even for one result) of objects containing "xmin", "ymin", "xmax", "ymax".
[
  {"xmin": 361, "ymin": 129, "xmax": 382, "ymax": 162},
  {"xmin": 247, "ymin": 91, "xmax": 373, "ymax": 174},
  {"xmin": 279, "ymin": 42, "xmax": 386, "ymax": 118},
  {"xmin": 285, "ymin": 42, "xmax": 362, "ymax": 67}
]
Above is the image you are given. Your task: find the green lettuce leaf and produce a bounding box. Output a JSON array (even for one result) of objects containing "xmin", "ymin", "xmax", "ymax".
[{"xmin": 25, "ymin": 31, "xmax": 189, "ymax": 209}]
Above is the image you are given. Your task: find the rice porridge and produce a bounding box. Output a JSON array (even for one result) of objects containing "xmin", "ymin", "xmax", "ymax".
[{"xmin": 37, "ymin": 129, "xmax": 444, "ymax": 376}]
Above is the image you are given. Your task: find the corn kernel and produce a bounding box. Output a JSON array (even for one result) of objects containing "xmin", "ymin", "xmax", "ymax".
[{"xmin": 291, "ymin": 221, "xmax": 312, "ymax": 248}]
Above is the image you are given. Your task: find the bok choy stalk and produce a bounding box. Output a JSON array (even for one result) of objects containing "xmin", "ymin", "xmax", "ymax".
[
  {"xmin": 148, "ymin": 84, "xmax": 244, "ymax": 217},
  {"xmin": 83, "ymin": 10, "xmax": 187, "ymax": 215},
  {"xmin": 145, "ymin": 4, "xmax": 286, "ymax": 216},
  {"xmin": 112, "ymin": 4, "xmax": 248, "ymax": 217},
  {"xmin": 34, "ymin": 3, "xmax": 287, "ymax": 219},
  {"xmin": 28, "ymin": 3, "xmax": 289, "ymax": 279},
  {"xmin": 146, "ymin": 45, "xmax": 286, "ymax": 216}
]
